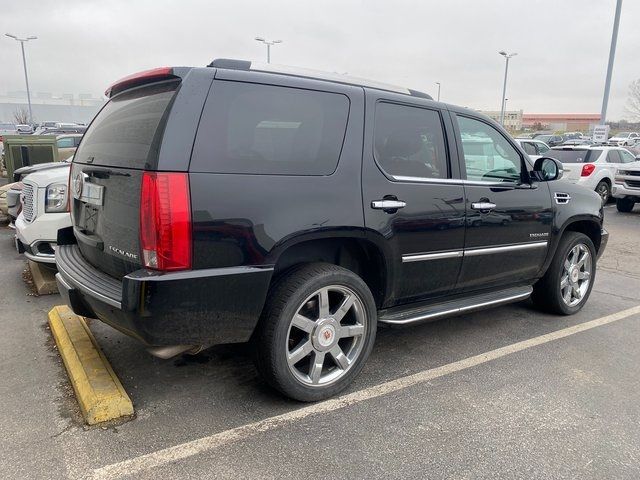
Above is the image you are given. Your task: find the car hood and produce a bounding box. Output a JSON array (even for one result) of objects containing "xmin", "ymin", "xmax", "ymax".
[
  {"xmin": 617, "ymin": 161, "xmax": 640, "ymax": 171},
  {"xmin": 23, "ymin": 164, "xmax": 71, "ymax": 187},
  {"xmin": 14, "ymin": 161, "xmax": 69, "ymax": 180}
]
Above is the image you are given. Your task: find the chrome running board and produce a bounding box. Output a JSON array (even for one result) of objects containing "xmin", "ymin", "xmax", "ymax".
[{"xmin": 378, "ymin": 286, "xmax": 533, "ymax": 326}]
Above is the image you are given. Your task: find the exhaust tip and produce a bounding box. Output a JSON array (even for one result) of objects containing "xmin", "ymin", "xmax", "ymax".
[{"xmin": 146, "ymin": 345, "xmax": 202, "ymax": 359}]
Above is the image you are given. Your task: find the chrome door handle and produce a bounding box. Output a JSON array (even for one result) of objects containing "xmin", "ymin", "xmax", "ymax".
[
  {"xmin": 471, "ymin": 202, "xmax": 496, "ymax": 212},
  {"xmin": 371, "ymin": 200, "xmax": 406, "ymax": 210}
]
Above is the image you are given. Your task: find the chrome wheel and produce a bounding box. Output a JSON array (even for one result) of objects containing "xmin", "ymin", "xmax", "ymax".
[
  {"xmin": 286, "ymin": 285, "xmax": 367, "ymax": 387},
  {"xmin": 560, "ymin": 243, "xmax": 592, "ymax": 307},
  {"xmin": 596, "ymin": 182, "xmax": 610, "ymax": 205}
]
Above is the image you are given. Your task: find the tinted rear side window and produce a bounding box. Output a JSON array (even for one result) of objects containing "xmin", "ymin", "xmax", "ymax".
[
  {"xmin": 373, "ymin": 102, "xmax": 449, "ymax": 179},
  {"xmin": 73, "ymin": 81, "xmax": 178, "ymax": 168},
  {"xmin": 191, "ymin": 81, "xmax": 349, "ymax": 175},
  {"xmin": 547, "ymin": 149, "xmax": 602, "ymax": 163}
]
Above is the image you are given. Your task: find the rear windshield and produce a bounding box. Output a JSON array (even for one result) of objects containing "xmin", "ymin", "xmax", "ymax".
[
  {"xmin": 191, "ymin": 81, "xmax": 350, "ymax": 175},
  {"xmin": 547, "ymin": 149, "xmax": 602, "ymax": 163},
  {"xmin": 73, "ymin": 81, "xmax": 178, "ymax": 169}
]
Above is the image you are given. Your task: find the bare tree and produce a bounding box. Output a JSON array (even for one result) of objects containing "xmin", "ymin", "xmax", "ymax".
[
  {"xmin": 13, "ymin": 106, "xmax": 29, "ymax": 125},
  {"xmin": 626, "ymin": 79, "xmax": 640, "ymax": 120}
]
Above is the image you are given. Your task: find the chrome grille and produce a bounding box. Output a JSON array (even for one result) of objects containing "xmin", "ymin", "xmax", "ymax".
[{"xmin": 21, "ymin": 183, "xmax": 36, "ymax": 222}]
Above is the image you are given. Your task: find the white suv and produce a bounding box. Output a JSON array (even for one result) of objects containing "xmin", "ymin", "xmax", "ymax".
[
  {"xmin": 608, "ymin": 132, "xmax": 639, "ymax": 146},
  {"xmin": 15, "ymin": 164, "xmax": 71, "ymax": 264},
  {"xmin": 514, "ymin": 138, "xmax": 551, "ymax": 161},
  {"xmin": 613, "ymin": 155, "xmax": 640, "ymax": 212},
  {"xmin": 548, "ymin": 146, "xmax": 637, "ymax": 204}
]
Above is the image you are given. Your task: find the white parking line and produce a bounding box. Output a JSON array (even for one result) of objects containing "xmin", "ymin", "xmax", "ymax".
[{"xmin": 92, "ymin": 305, "xmax": 640, "ymax": 480}]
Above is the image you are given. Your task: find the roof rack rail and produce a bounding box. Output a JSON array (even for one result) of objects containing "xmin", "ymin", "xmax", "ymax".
[{"xmin": 208, "ymin": 58, "xmax": 432, "ymax": 99}]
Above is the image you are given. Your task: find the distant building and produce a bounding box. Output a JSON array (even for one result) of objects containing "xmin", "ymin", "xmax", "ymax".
[
  {"xmin": 479, "ymin": 110, "xmax": 523, "ymax": 130},
  {"xmin": 0, "ymin": 91, "xmax": 105, "ymax": 124},
  {"xmin": 522, "ymin": 113, "xmax": 601, "ymax": 132}
]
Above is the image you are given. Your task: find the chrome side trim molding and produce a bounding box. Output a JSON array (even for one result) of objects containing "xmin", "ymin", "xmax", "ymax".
[
  {"xmin": 464, "ymin": 241, "xmax": 547, "ymax": 257},
  {"xmin": 402, "ymin": 241, "xmax": 547, "ymax": 263},
  {"xmin": 379, "ymin": 290, "xmax": 532, "ymax": 325},
  {"xmin": 402, "ymin": 250, "xmax": 463, "ymax": 263},
  {"xmin": 391, "ymin": 175, "xmax": 519, "ymax": 187}
]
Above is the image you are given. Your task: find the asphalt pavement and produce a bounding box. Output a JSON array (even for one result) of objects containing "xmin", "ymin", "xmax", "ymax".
[{"xmin": 1, "ymin": 202, "xmax": 640, "ymax": 479}]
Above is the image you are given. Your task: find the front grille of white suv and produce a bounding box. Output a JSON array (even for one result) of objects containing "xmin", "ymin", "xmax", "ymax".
[{"xmin": 21, "ymin": 183, "xmax": 36, "ymax": 222}]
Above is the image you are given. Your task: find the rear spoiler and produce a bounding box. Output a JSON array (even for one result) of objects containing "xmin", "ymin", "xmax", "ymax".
[{"xmin": 104, "ymin": 67, "xmax": 191, "ymax": 98}]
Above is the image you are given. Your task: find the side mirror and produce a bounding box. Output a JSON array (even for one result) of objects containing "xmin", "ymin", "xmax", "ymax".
[{"xmin": 532, "ymin": 157, "xmax": 563, "ymax": 182}]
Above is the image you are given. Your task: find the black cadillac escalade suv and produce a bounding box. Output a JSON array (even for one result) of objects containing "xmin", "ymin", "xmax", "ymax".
[{"xmin": 56, "ymin": 59, "xmax": 608, "ymax": 401}]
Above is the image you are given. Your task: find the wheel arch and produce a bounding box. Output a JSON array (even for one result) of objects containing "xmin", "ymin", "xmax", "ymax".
[
  {"xmin": 266, "ymin": 229, "xmax": 395, "ymax": 308},
  {"xmin": 542, "ymin": 216, "xmax": 603, "ymax": 275}
]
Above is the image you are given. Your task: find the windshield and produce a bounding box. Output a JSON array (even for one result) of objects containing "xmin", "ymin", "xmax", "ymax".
[
  {"xmin": 547, "ymin": 149, "xmax": 602, "ymax": 163},
  {"xmin": 616, "ymin": 132, "xmax": 631, "ymax": 137}
]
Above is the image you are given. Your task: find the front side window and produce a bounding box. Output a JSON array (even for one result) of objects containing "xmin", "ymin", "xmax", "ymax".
[
  {"xmin": 521, "ymin": 142, "xmax": 537, "ymax": 155},
  {"xmin": 192, "ymin": 81, "xmax": 349, "ymax": 175},
  {"xmin": 536, "ymin": 142, "xmax": 550, "ymax": 154},
  {"xmin": 57, "ymin": 137, "xmax": 75, "ymax": 148},
  {"xmin": 619, "ymin": 149, "xmax": 636, "ymax": 163},
  {"xmin": 606, "ymin": 150, "xmax": 621, "ymax": 163},
  {"xmin": 456, "ymin": 115, "xmax": 521, "ymax": 183},
  {"xmin": 373, "ymin": 102, "xmax": 448, "ymax": 179}
]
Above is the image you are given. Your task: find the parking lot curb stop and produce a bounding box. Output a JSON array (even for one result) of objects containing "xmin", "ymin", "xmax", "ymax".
[
  {"xmin": 28, "ymin": 260, "xmax": 58, "ymax": 295},
  {"xmin": 48, "ymin": 305, "xmax": 134, "ymax": 425}
]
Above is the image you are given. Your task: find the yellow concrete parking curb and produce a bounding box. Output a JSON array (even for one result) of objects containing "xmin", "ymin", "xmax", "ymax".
[{"xmin": 48, "ymin": 305, "xmax": 134, "ymax": 425}]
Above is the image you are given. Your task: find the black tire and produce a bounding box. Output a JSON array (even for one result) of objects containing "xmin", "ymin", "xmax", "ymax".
[
  {"xmin": 532, "ymin": 232, "xmax": 596, "ymax": 315},
  {"xmin": 595, "ymin": 181, "xmax": 610, "ymax": 205},
  {"xmin": 253, "ymin": 263, "xmax": 377, "ymax": 402},
  {"xmin": 616, "ymin": 197, "xmax": 635, "ymax": 213}
]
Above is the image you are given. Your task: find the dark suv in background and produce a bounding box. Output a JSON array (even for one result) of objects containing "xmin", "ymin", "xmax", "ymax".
[{"xmin": 56, "ymin": 60, "xmax": 607, "ymax": 401}]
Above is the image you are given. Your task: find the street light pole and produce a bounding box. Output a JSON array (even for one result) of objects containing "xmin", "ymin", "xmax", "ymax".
[
  {"xmin": 5, "ymin": 33, "xmax": 37, "ymax": 125},
  {"xmin": 254, "ymin": 37, "xmax": 283, "ymax": 64},
  {"xmin": 435, "ymin": 82, "xmax": 441, "ymax": 101},
  {"xmin": 600, "ymin": 0, "xmax": 623, "ymax": 124},
  {"xmin": 498, "ymin": 51, "xmax": 517, "ymax": 125}
]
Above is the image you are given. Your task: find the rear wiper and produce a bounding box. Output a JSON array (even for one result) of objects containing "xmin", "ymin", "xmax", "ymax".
[{"xmin": 82, "ymin": 166, "xmax": 131, "ymax": 178}]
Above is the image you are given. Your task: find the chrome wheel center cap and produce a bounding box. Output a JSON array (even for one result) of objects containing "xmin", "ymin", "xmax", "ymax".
[
  {"xmin": 312, "ymin": 319, "xmax": 338, "ymax": 351},
  {"xmin": 570, "ymin": 266, "xmax": 580, "ymax": 284}
]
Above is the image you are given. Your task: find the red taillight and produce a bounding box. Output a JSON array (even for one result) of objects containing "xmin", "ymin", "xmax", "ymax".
[
  {"xmin": 581, "ymin": 163, "xmax": 596, "ymax": 177},
  {"xmin": 105, "ymin": 67, "xmax": 174, "ymax": 97},
  {"xmin": 140, "ymin": 172, "xmax": 192, "ymax": 271}
]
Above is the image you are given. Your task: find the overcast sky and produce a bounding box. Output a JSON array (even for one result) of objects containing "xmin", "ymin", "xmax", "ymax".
[{"xmin": 1, "ymin": 0, "xmax": 638, "ymax": 120}]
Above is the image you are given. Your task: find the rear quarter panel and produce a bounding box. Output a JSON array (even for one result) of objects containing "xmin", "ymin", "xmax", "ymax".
[{"xmin": 189, "ymin": 71, "xmax": 366, "ymax": 269}]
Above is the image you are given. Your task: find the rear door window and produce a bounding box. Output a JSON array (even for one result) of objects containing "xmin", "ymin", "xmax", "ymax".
[
  {"xmin": 373, "ymin": 102, "xmax": 449, "ymax": 180},
  {"xmin": 191, "ymin": 81, "xmax": 350, "ymax": 175}
]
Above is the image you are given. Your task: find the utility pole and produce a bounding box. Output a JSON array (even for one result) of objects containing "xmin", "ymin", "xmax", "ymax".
[
  {"xmin": 600, "ymin": 0, "xmax": 623, "ymax": 123},
  {"xmin": 498, "ymin": 51, "xmax": 517, "ymax": 125},
  {"xmin": 5, "ymin": 33, "xmax": 37, "ymax": 125},
  {"xmin": 435, "ymin": 82, "xmax": 441, "ymax": 101}
]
